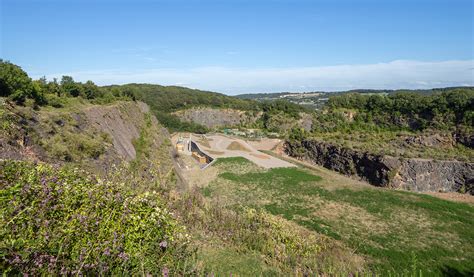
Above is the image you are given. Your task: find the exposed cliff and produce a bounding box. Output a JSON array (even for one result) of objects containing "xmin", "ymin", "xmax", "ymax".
[
  {"xmin": 173, "ymin": 107, "xmax": 314, "ymax": 133},
  {"xmin": 0, "ymin": 100, "xmax": 172, "ymax": 174},
  {"xmin": 284, "ymin": 139, "xmax": 474, "ymax": 194},
  {"xmin": 173, "ymin": 107, "xmax": 261, "ymax": 128}
]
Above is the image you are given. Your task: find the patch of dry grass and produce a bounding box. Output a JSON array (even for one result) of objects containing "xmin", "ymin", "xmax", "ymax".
[
  {"xmin": 226, "ymin": 141, "xmax": 251, "ymax": 152},
  {"xmin": 202, "ymin": 157, "xmax": 474, "ymax": 274}
]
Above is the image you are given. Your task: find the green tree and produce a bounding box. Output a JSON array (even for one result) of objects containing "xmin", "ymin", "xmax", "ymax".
[
  {"xmin": 0, "ymin": 59, "xmax": 33, "ymax": 103},
  {"xmin": 60, "ymin": 75, "xmax": 82, "ymax": 97},
  {"xmin": 83, "ymin": 80, "xmax": 101, "ymax": 99},
  {"xmin": 48, "ymin": 78, "xmax": 61, "ymax": 97},
  {"xmin": 0, "ymin": 60, "xmax": 46, "ymax": 105}
]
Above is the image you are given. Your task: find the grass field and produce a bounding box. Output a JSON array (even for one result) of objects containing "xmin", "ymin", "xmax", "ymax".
[{"xmin": 203, "ymin": 157, "xmax": 474, "ymax": 275}]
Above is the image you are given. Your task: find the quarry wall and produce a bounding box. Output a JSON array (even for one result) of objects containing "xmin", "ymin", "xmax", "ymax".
[{"xmin": 284, "ymin": 140, "xmax": 474, "ymax": 194}]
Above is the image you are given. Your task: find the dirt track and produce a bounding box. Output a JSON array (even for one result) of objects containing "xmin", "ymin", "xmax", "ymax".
[{"xmin": 194, "ymin": 134, "xmax": 295, "ymax": 168}]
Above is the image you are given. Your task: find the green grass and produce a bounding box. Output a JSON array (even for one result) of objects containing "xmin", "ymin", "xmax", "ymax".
[
  {"xmin": 197, "ymin": 245, "xmax": 279, "ymax": 276},
  {"xmin": 204, "ymin": 157, "xmax": 474, "ymax": 275}
]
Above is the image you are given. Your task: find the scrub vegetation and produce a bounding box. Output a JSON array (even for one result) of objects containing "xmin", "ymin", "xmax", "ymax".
[
  {"xmin": 1, "ymin": 60, "xmax": 473, "ymax": 275},
  {"xmin": 203, "ymin": 157, "xmax": 474, "ymax": 275}
]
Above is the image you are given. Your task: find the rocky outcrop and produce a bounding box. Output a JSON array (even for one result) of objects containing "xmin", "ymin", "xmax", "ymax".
[
  {"xmin": 174, "ymin": 107, "xmax": 314, "ymax": 132},
  {"xmin": 0, "ymin": 101, "xmax": 170, "ymax": 171},
  {"xmin": 454, "ymin": 130, "xmax": 474, "ymax": 148},
  {"xmin": 284, "ymin": 139, "xmax": 474, "ymax": 194},
  {"xmin": 84, "ymin": 101, "xmax": 151, "ymax": 161},
  {"xmin": 403, "ymin": 133, "xmax": 455, "ymax": 148},
  {"xmin": 173, "ymin": 108, "xmax": 261, "ymax": 128}
]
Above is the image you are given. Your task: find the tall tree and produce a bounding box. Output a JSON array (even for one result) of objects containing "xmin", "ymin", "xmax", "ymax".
[
  {"xmin": 60, "ymin": 75, "xmax": 82, "ymax": 97},
  {"xmin": 0, "ymin": 59, "xmax": 33, "ymax": 103}
]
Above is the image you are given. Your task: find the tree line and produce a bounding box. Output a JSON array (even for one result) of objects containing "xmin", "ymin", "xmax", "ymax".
[
  {"xmin": 0, "ymin": 60, "xmax": 133, "ymax": 107},
  {"xmin": 326, "ymin": 89, "xmax": 474, "ymax": 130}
]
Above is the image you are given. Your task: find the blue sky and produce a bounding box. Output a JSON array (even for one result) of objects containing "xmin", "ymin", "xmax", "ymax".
[{"xmin": 1, "ymin": 0, "xmax": 473, "ymax": 94}]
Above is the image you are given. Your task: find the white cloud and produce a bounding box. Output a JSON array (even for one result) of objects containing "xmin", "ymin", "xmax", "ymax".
[{"xmin": 35, "ymin": 60, "xmax": 474, "ymax": 95}]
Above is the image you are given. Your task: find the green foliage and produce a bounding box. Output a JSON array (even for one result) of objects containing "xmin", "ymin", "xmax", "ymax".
[
  {"xmin": 106, "ymin": 84, "xmax": 255, "ymax": 113},
  {"xmin": 327, "ymin": 88, "xmax": 474, "ymax": 130},
  {"xmin": 308, "ymin": 130, "xmax": 474, "ymax": 161},
  {"xmin": 1, "ymin": 61, "xmax": 133, "ymax": 108},
  {"xmin": 60, "ymin": 76, "xmax": 83, "ymax": 97},
  {"xmin": 102, "ymin": 84, "xmax": 308, "ymax": 132},
  {"xmin": 83, "ymin": 80, "xmax": 103, "ymax": 99},
  {"xmin": 0, "ymin": 60, "xmax": 46, "ymax": 105},
  {"xmin": 45, "ymin": 132, "xmax": 107, "ymax": 162},
  {"xmin": 154, "ymin": 111, "xmax": 208, "ymax": 133},
  {"xmin": 175, "ymin": 189, "xmax": 343, "ymax": 275},
  {"xmin": 206, "ymin": 157, "xmax": 474, "ymax": 275},
  {"xmin": 0, "ymin": 161, "xmax": 190, "ymax": 275},
  {"xmin": 102, "ymin": 84, "xmax": 255, "ymax": 132},
  {"xmin": 288, "ymin": 127, "xmax": 308, "ymax": 141},
  {"xmin": 261, "ymin": 99, "xmax": 306, "ymax": 119}
]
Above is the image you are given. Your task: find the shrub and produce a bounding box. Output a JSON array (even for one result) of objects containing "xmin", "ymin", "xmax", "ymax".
[{"xmin": 0, "ymin": 161, "xmax": 190, "ymax": 275}]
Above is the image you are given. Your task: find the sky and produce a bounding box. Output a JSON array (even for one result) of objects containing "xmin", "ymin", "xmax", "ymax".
[{"xmin": 1, "ymin": 0, "xmax": 473, "ymax": 94}]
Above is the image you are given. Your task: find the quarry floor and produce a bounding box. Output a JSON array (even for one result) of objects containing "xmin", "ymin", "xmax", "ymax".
[
  {"xmin": 171, "ymin": 133, "xmax": 474, "ymax": 205},
  {"xmin": 173, "ymin": 133, "xmax": 295, "ymax": 169}
]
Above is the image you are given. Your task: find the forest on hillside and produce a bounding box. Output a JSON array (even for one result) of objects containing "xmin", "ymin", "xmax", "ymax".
[
  {"xmin": 2, "ymin": 60, "xmax": 473, "ymax": 136},
  {"xmin": 323, "ymin": 89, "xmax": 474, "ymax": 131}
]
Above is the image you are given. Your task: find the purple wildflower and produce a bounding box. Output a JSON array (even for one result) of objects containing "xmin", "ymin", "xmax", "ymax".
[
  {"xmin": 159, "ymin": 241, "xmax": 168, "ymax": 248},
  {"xmin": 13, "ymin": 255, "xmax": 21, "ymax": 264},
  {"xmin": 162, "ymin": 267, "xmax": 169, "ymax": 277},
  {"xmin": 118, "ymin": 252, "xmax": 129, "ymax": 261}
]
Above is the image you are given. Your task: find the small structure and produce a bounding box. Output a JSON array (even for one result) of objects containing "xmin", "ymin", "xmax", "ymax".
[
  {"xmin": 176, "ymin": 142, "xmax": 185, "ymax": 151},
  {"xmin": 189, "ymin": 140, "xmax": 214, "ymax": 168},
  {"xmin": 176, "ymin": 136, "xmax": 186, "ymax": 151},
  {"xmin": 192, "ymin": 151, "xmax": 207, "ymax": 164}
]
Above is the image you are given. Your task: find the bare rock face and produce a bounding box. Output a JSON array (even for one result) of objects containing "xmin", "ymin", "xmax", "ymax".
[
  {"xmin": 403, "ymin": 133, "xmax": 455, "ymax": 148},
  {"xmin": 0, "ymin": 101, "xmax": 167, "ymax": 170},
  {"xmin": 454, "ymin": 130, "xmax": 474, "ymax": 148},
  {"xmin": 298, "ymin": 113, "xmax": 313, "ymax": 131},
  {"xmin": 174, "ymin": 107, "xmax": 314, "ymax": 133},
  {"xmin": 387, "ymin": 157, "xmax": 474, "ymax": 193},
  {"xmin": 284, "ymin": 139, "xmax": 474, "ymax": 194},
  {"xmin": 84, "ymin": 102, "xmax": 145, "ymax": 161},
  {"xmin": 173, "ymin": 108, "xmax": 261, "ymax": 128}
]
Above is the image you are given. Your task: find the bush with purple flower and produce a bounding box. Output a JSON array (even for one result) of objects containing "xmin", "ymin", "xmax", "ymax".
[{"xmin": 0, "ymin": 160, "xmax": 191, "ymax": 275}]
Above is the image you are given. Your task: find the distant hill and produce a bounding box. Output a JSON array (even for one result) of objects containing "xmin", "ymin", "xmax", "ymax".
[
  {"xmin": 104, "ymin": 83, "xmax": 256, "ymax": 113},
  {"xmin": 237, "ymin": 87, "xmax": 474, "ymax": 110},
  {"xmin": 103, "ymin": 83, "xmax": 308, "ymax": 133}
]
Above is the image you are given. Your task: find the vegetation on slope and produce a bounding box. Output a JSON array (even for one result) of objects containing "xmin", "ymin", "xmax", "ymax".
[
  {"xmin": 172, "ymin": 167, "xmax": 363, "ymax": 274},
  {"xmin": 1, "ymin": 63, "xmax": 335, "ymax": 274},
  {"xmin": 0, "ymin": 60, "xmax": 134, "ymax": 109},
  {"xmin": 104, "ymin": 83, "xmax": 310, "ymax": 133},
  {"xmin": 283, "ymin": 88, "xmax": 474, "ymax": 161},
  {"xmin": 0, "ymin": 161, "xmax": 191, "ymax": 275},
  {"xmin": 237, "ymin": 87, "xmax": 474, "ymax": 110},
  {"xmin": 327, "ymin": 89, "xmax": 474, "ymax": 130},
  {"xmin": 203, "ymin": 157, "xmax": 474, "ymax": 275},
  {"xmin": 103, "ymin": 84, "xmax": 255, "ymax": 133}
]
